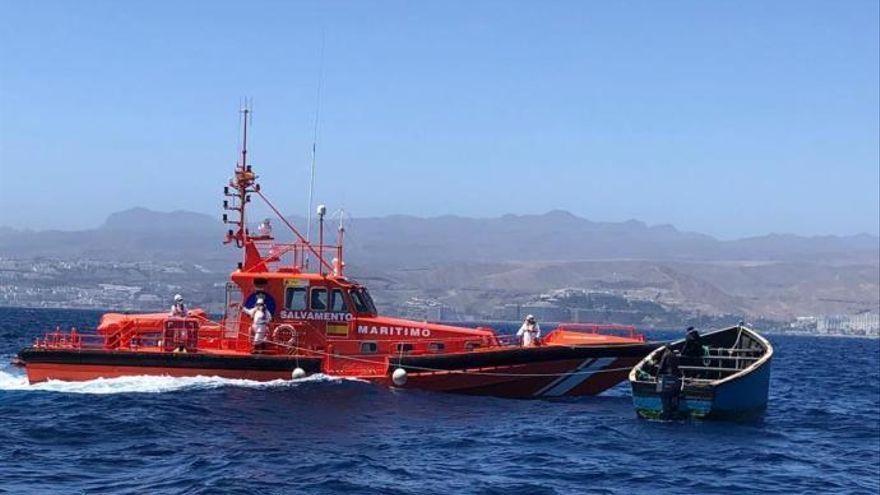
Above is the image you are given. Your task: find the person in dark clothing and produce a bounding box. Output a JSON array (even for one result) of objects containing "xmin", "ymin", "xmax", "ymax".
[
  {"xmin": 657, "ymin": 345, "xmax": 681, "ymax": 376},
  {"xmin": 680, "ymin": 327, "xmax": 704, "ymax": 366},
  {"xmin": 655, "ymin": 345, "xmax": 683, "ymax": 419}
]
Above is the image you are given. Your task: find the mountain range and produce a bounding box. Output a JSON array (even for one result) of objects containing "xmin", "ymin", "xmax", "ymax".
[
  {"xmin": 2, "ymin": 207, "xmax": 876, "ymax": 266},
  {"xmin": 1, "ymin": 207, "xmax": 877, "ymax": 320}
]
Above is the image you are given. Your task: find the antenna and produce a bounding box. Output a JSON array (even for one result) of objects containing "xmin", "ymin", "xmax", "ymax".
[
  {"xmin": 332, "ymin": 208, "xmax": 347, "ymax": 276},
  {"xmin": 304, "ymin": 31, "xmax": 326, "ymax": 268},
  {"xmin": 333, "ymin": 208, "xmax": 347, "ymax": 231},
  {"xmin": 240, "ymin": 100, "xmax": 250, "ymax": 170},
  {"xmin": 223, "ymin": 100, "xmax": 258, "ymax": 266}
]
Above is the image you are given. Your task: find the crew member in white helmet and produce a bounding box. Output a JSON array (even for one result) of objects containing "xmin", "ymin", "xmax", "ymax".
[
  {"xmin": 517, "ymin": 314, "xmax": 541, "ymax": 347},
  {"xmin": 169, "ymin": 294, "xmax": 188, "ymax": 317},
  {"xmin": 242, "ymin": 297, "xmax": 272, "ymax": 352},
  {"xmin": 256, "ymin": 218, "xmax": 273, "ymax": 239}
]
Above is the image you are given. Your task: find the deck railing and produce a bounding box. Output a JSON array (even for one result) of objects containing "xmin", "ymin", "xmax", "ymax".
[
  {"xmin": 34, "ymin": 319, "xmax": 646, "ymax": 359},
  {"xmin": 639, "ymin": 345, "xmax": 765, "ymax": 383},
  {"xmin": 252, "ymin": 239, "xmax": 342, "ymax": 272},
  {"xmin": 556, "ymin": 323, "xmax": 645, "ymax": 342}
]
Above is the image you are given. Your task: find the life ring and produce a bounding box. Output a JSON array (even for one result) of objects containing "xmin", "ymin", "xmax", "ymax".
[{"xmin": 273, "ymin": 324, "xmax": 296, "ymax": 345}]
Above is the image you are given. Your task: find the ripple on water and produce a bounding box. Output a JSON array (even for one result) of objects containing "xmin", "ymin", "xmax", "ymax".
[{"xmin": 0, "ymin": 311, "xmax": 878, "ymax": 494}]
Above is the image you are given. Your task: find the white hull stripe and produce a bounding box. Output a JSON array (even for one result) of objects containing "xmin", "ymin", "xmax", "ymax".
[
  {"xmin": 541, "ymin": 357, "xmax": 616, "ymax": 397},
  {"xmin": 533, "ymin": 358, "xmax": 595, "ymax": 397}
]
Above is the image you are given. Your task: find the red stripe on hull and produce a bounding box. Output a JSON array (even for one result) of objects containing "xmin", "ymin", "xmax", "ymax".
[{"xmin": 564, "ymin": 357, "xmax": 642, "ymax": 396}]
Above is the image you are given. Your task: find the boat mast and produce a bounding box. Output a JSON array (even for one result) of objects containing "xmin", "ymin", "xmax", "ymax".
[
  {"xmin": 223, "ymin": 103, "xmax": 258, "ymax": 267},
  {"xmin": 220, "ymin": 99, "xmax": 338, "ymax": 275},
  {"xmin": 241, "ymin": 105, "xmax": 249, "ymax": 172}
]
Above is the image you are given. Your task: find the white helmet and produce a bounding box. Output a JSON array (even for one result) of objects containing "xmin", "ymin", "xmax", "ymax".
[
  {"xmin": 526, "ymin": 314, "xmax": 535, "ymax": 322},
  {"xmin": 256, "ymin": 297, "xmax": 265, "ymax": 305},
  {"xmin": 174, "ymin": 294, "xmax": 183, "ymax": 302}
]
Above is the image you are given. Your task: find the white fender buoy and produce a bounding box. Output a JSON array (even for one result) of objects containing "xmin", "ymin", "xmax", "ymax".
[
  {"xmin": 392, "ymin": 367, "xmax": 408, "ymax": 386},
  {"xmin": 291, "ymin": 367, "xmax": 306, "ymax": 380}
]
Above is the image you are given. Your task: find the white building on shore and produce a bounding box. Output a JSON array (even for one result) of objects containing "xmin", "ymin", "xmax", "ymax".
[{"xmin": 814, "ymin": 312, "xmax": 879, "ymax": 336}]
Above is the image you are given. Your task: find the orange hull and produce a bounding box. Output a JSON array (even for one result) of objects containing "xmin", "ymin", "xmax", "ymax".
[
  {"xmin": 25, "ymin": 358, "xmax": 640, "ymax": 398},
  {"xmin": 20, "ymin": 342, "xmax": 657, "ymax": 398}
]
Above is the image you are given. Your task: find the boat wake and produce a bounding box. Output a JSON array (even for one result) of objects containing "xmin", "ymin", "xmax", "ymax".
[{"xmin": 0, "ymin": 365, "xmax": 348, "ymax": 395}]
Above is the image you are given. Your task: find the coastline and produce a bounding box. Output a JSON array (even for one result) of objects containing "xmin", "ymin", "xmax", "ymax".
[{"xmin": 2, "ymin": 306, "xmax": 876, "ymax": 340}]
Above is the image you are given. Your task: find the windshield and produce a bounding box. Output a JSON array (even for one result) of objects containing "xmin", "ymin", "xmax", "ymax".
[
  {"xmin": 361, "ymin": 289, "xmax": 377, "ymax": 313},
  {"xmin": 349, "ymin": 288, "xmax": 377, "ymax": 314}
]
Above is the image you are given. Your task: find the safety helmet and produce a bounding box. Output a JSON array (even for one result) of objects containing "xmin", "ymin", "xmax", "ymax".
[
  {"xmin": 526, "ymin": 314, "xmax": 535, "ymax": 322},
  {"xmin": 256, "ymin": 297, "xmax": 265, "ymax": 305},
  {"xmin": 174, "ymin": 294, "xmax": 183, "ymax": 302}
]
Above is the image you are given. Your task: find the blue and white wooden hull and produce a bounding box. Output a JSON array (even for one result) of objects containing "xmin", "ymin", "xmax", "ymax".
[{"xmin": 629, "ymin": 326, "xmax": 773, "ymax": 420}]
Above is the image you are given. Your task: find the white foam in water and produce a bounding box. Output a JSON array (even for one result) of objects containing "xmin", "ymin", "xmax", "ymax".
[{"xmin": 0, "ymin": 366, "xmax": 347, "ymax": 395}]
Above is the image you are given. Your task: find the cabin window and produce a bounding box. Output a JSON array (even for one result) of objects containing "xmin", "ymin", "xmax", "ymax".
[
  {"xmin": 465, "ymin": 341, "xmax": 481, "ymax": 351},
  {"xmin": 395, "ymin": 343, "xmax": 414, "ymax": 353},
  {"xmin": 350, "ymin": 288, "xmax": 377, "ymax": 314},
  {"xmin": 330, "ymin": 289, "xmax": 349, "ymax": 313},
  {"xmin": 350, "ymin": 289, "xmax": 369, "ymax": 312},
  {"xmin": 362, "ymin": 289, "xmax": 377, "ymax": 313},
  {"xmin": 285, "ymin": 287, "xmax": 307, "ymax": 311},
  {"xmin": 360, "ymin": 342, "xmax": 378, "ymax": 354},
  {"xmin": 428, "ymin": 342, "xmax": 446, "ymax": 353},
  {"xmin": 310, "ymin": 288, "xmax": 328, "ymax": 311}
]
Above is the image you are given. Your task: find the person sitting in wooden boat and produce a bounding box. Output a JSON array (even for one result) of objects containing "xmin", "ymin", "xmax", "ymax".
[
  {"xmin": 680, "ymin": 326, "xmax": 705, "ymax": 366},
  {"xmin": 517, "ymin": 315, "xmax": 541, "ymax": 347},
  {"xmin": 242, "ymin": 297, "xmax": 272, "ymax": 352},
  {"xmin": 169, "ymin": 294, "xmax": 188, "ymax": 317},
  {"xmin": 655, "ymin": 345, "xmax": 683, "ymax": 419},
  {"xmin": 657, "ymin": 345, "xmax": 681, "ymax": 377}
]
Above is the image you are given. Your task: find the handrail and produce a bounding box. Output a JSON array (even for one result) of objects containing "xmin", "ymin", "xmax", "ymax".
[
  {"xmin": 34, "ymin": 316, "xmax": 648, "ymax": 360},
  {"xmin": 705, "ymin": 347, "xmax": 761, "ymax": 354},
  {"xmin": 694, "ymin": 355, "xmax": 760, "ymax": 361},
  {"xmin": 556, "ymin": 323, "xmax": 644, "ymax": 341},
  {"xmin": 679, "ymin": 365, "xmax": 743, "ymax": 372},
  {"xmin": 311, "ymin": 334, "xmax": 505, "ymax": 350}
]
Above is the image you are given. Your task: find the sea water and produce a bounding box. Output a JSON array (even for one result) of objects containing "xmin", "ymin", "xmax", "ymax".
[{"xmin": 1, "ymin": 307, "xmax": 878, "ymax": 494}]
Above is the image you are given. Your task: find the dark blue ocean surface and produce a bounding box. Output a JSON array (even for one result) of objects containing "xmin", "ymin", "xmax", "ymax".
[{"xmin": 1, "ymin": 307, "xmax": 878, "ymax": 494}]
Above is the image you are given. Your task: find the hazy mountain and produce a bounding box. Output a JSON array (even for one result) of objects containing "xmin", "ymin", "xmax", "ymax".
[
  {"xmin": 1, "ymin": 208, "xmax": 876, "ymax": 267},
  {"xmin": 1, "ymin": 208, "xmax": 877, "ymax": 320},
  {"xmin": 0, "ymin": 209, "xmax": 228, "ymax": 268},
  {"xmin": 342, "ymin": 210, "xmax": 878, "ymax": 267},
  {"xmin": 102, "ymin": 207, "xmax": 220, "ymax": 234},
  {"xmin": 725, "ymin": 233, "xmax": 880, "ymax": 261}
]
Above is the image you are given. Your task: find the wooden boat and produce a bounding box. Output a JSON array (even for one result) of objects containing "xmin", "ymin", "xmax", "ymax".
[{"xmin": 628, "ymin": 325, "xmax": 772, "ymax": 420}]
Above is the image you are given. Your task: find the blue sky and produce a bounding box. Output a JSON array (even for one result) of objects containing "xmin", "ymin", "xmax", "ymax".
[{"xmin": 1, "ymin": 0, "xmax": 878, "ymax": 238}]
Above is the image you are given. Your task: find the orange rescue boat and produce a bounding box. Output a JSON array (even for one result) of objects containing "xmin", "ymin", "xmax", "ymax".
[{"xmin": 15, "ymin": 108, "xmax": 659, "ymax": 398}]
